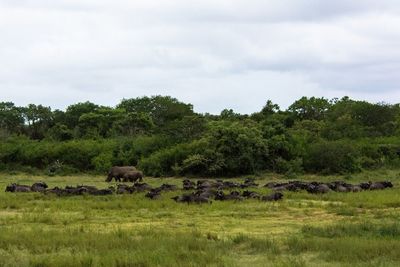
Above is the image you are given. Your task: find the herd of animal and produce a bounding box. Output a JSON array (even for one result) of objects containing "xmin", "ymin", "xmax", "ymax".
[
  {"xmin": 4, "ymin": 164, "xmax": 394, "ymax": 203},
  {"xmin": 5, "ymin": 182, "xmax": 114, "ymax": 196},
  {"xmin": 4, "ymin": 177, "xmax": 394, "ymax": 204}
]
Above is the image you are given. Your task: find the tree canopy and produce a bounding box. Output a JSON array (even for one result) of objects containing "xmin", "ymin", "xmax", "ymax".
[{"xmin": 1, "ymin": 95, "xmax": 399, "ymax": 176}]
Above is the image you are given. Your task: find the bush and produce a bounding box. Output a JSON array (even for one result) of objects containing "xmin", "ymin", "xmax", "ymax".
[
  {"xmin": 140, "ymin": 121, "xmax": 270, "ymax": 177},
  {"xmin": 139, "ymin": 140, "xmax": 204, "ymax": 177},
  {"xmin": 180, "ymin": 154, "xmax": 210, "ymax": 175},
  {"xmin": 304, "ymin": 140, "xmax": 361, "ymax": 174},
  {"xmin": 91, "ymin": 152, "xmax": 114, "ymax": 173},
  {"xmin": 111, "ymin": 135, "xmax": 172, "ymax": 167},
  {"xmin": 204, "ymin": 121, "xmax": 269, "ymax": 176},
  {"xmin": 274, "ymin": 157, "xmax": 304, "ymax": 176},
  {"xmin": 46, "ymin": 161, "xmax": 79, "ymax": 176}
]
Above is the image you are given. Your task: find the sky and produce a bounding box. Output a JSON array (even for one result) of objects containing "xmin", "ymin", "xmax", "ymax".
[{"xmin": 1, "ymin": 1, "xmax": 400, "ymax": 114}]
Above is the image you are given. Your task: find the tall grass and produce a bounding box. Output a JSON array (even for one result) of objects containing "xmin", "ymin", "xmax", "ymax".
[
  {"xmin": 0, "ymin": 171, "xmax": 399, "ymax": 266},
  {"xmin": 0, "ymin": 228, "xmax": 234, "ymax": 267}
]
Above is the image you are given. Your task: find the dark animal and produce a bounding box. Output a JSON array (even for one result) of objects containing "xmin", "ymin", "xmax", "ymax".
[
  {"xmin": 307, "ymin": 183, "xmax": 331, "ymax": 194},
  {"xmin": 194, "ymin": 188, "xmax": 218, "ymax": 199},
  {"xmin": 349, "ymin": 185, "xmax": 362, "ymax": 192},
  {"xmin": 145, "ymin": 188, "xmax": 162, "ymax": 199},
  {"xmin": 116, "ymin": 184, "xmax": 134, "ymax": 194},
  {"xmin": 76, "ymin": 185, "xmax": 98, "ymax": 194},
  {"xmin": 159, "ymin": 184, "xmax": 178, "ymax": 191},
  {"xmin": 261, "ymin": 192, "xmax": 284, "ymax": 201},
  {"xmin": 64, "ymin": 186, "xmax": 88, "ymax": 195},
  {"xmin": 225, "ymin": 181, "xmax": 241, "ymax": 188},
  {"xmin": 171, "ymin": 194, "xmax": 190, "ymax": 203},
  {"xmin": 182, "ymin": 179, "xmax": 196, "ymax": 190},
  {"xmin": 215, "ymin": 191, "xmax": 243, "ymax": 201},
  {"xmin": 172, "ymin": 193, "xmax": 211, "ymax": 204},
  {"xmin": 264, "ymin": 182, "xmax": 278, "ymax": 188},
  {"xmin": 122, "ymin": 171, "xmax": 144, "ymax": 183},
  {"xmin": 370, "ymin": 181, "xmax": 393, "ymax": 190},
  {"xmin": 196, "ymin": 180, "xmax": 219, "ymax": 190},
  {"xmin": 31, "ymin": 182, "xmax": 48, "ymax": 192},
  {"xmin": 359, "ymin": 182, "xmax": 371, "ymax": 190},
  {"xmin": 89, "ymin": 188, "xmax": 113, "ymax": 195},
  {"xmin": 242, "ymin": 190, "xmax": 261, "ymax": 199},
  {"xmin": 105, "ymin": 166, "xmax": 137, "ymax": 182},
  {"xmin": 241, "ymin": 178, "xmax": 258, "ymax": 188},
  {"xmin": 5, "ymin": 183, "xmax": 31, "ymax": 192},
  {"xmin": 133, "ymin": 182, "xmax": 152, "ymax": 192},
  {"xmin": 45, "ymin": 186, "xmax": 64, "ymax": 195}
]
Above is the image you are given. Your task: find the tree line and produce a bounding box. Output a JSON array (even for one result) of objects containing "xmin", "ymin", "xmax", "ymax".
[{"xmin": 1, "ymin": 96, "xmax": 400, "ymax": 176}]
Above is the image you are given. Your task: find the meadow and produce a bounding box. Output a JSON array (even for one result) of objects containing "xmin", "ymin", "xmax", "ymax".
[{"xmin": 0, "ymin": 169, "xmax": 399, "ymax": 267}]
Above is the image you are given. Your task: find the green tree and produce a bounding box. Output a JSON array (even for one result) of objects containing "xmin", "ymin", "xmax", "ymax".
[
  {"xmin": 64, "ymin": 101, "xmax": 99, "ymax": 128},
  {"xmin": 288, "ymin": 96, "xmax": 331, "ymax": 121},
  {"xmin": 0, "ymin": 102, "xmax": 24, "ymax": 136},
  {"xmin": 113, "ymin": 112, "xmax": 155, "ymax": 136},
  {"xmin": 47, "ymin": 123, "xmax": 73, "ymax": 141},
  {"xmin": 163, "ymin": 115, "xmax": 206, "ymax": 142},
  {"xmin": 219, "ymin": 109, "xmax": 245, "ymax": 121},
  {"xmin": 22, "ymin": 104, "xmax": 53, "ymax": 139},
  {"xmin": 304, "ymin": 140, "xmax": 361, "ymax": 174},
  {"xmin": 204, "ymin": 120, "xmax": 269, "ymax": 175},
  {"xmin": 117, "ymin": 96, "xmax": 194, "ymax": 128}
]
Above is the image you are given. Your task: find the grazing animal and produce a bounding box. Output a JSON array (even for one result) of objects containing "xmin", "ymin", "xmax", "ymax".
[
  {"xmin": 240, "ymin": 178, "xmax": 258, "ymax": 188},
  {"xmin": 264, "ymin": 182, "xmax": 278, "ymax": 188},
  {"xmin": 159, "ymin": 184, "xmax": 178, "ymax": 191},
  {"xmin": 349, "ymin": 185, "xmax": 362, "ymax": 192},
  {"xmin": 242, "ymin": 190, "xmax": 261, "ymax": 199},
  {"xmin": 145, "ymin": 188, "xmax": 162, "ymax": 199},
  {"xmin": 77, "ymin": 185, "xmax": 98, "ymax": 194},
  {"xmin": 182, "ymin": 179, "xmax": 196, "ymax": 190},
  {"xmin": 307, "ymin": 183, "xmax": 331, "ymax": 194},
  {"xmin": 359, "ymin": 182, "xmax": 371, "ymax": 190},
  {"xmin": 31, "ymin": 182, "xmax": 48, "ymax": 192},
  {"xmin": 105, "ymin": 166, "xmax": 137, "ymax": 182},
  {"xmin": 215, "ymin": 191, "xmax": 244, "ymax": 201},
  {"xmin": 261, "ymin": 192, "xmax": 284, "ymax": 201},
  {"xmin": 89, "ymin": 188, "xmax": 113, "ymax": 195},
  {"xmin": 370, "ymin": 181, "xmax": 393, "ymax": 190},
  {"xmin": 133, "ymin": 182, "xmax": 152, "ymax": 192},
  {"xmin": 5, "ymin": 183, "xmax": 31, "ymax": 193},
  {"xmin": 220, "ymin": 181, "xmax": 241, "ymax": 189},
  {"xmin": 116, "ymin": 184, "xmax": 134, "ymax": 194},
  {"xmin": 335, "ymin": 185, "xmax": 349, "ymax": 193},
  {"xmin": 172, "ymin": 193, "xmax": 211, "ymax": 204},
  {"xmin": 45, "ymin": 186, "xmax": 64, "ymax": 195},
  {"xmin": 194, "ymin": 188, "xmax": 217, "ymax": 199},
  {"xmin": 171, "ymin": 194, "xmax": 191, "ymax": 203},
  {"xmin": 196, "ymin": 180, "xmax": 215, "ymax": 190},
  {"xmin": 122, "ymin": 171, "xmax": 144, "ymax": 183},
  {"xmin": 64, "ymin": 186, "xmax": 88, "ymax": 195}
]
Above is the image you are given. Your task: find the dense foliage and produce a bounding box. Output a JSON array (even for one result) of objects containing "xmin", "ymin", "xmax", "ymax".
[{"xmin": 1, "ymin": 96, "xmax": 400, "ymax": 176}]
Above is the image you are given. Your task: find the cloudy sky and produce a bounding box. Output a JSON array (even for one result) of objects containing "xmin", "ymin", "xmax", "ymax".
[{"xmin": 1, "ymin": 1, "xmax": 400, "ymax": 114}]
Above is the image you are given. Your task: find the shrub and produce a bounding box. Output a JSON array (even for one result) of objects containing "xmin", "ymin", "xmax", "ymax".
[
  {"xmin": 140, "ymin": 121, "xmax": 270, "ymax": 176},
  {"xmin": 91, "ymin": 152, "xmax": 114, "ymax": 173},
  {"xmin": 274, "ymin": 157, "xmax": 304, "ymax": 175},
  {"xmin": 304, "ymin": 140, "xmax": 361, "ymax": 174},
  {"xmin": 139, "ymin": 140, "xmax": 204, "ymax": 176},
  {"xmin": 180, "ymin": 154, "xmax": 210, "ymax": 175},
  {"xmin": 204, "ymin": 121, "xmax": 269, "ymax": 176}
]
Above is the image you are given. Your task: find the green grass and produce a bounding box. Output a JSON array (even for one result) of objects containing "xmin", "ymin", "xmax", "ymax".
[{"xmin": 0, "ymin": 170, "xmax": 399, "ymax": 266}]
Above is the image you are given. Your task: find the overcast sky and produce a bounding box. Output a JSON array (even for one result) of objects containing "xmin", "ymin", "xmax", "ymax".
[{"xmin": 1, "ymin": 1, "xmax": 400, "ymax": 114}]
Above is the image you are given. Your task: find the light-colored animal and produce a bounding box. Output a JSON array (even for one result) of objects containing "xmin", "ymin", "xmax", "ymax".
[
  {"xmin": 105, "ymin": 166, "xmax": 137, "ymax": 182},
  {"xmin": 122, "ymin": 171, "xmax": 143, "ymax": 183}
]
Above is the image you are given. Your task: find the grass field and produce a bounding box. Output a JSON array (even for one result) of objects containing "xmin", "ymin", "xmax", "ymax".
[{"xmin": 0, "ymin": 169, "xmax": 399, "ymax": 267}]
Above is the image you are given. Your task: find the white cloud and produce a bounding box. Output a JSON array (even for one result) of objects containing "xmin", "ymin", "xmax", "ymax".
[{"xmin": 0, "ymin": 1, "xmax": 399, "ymax": 113}]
